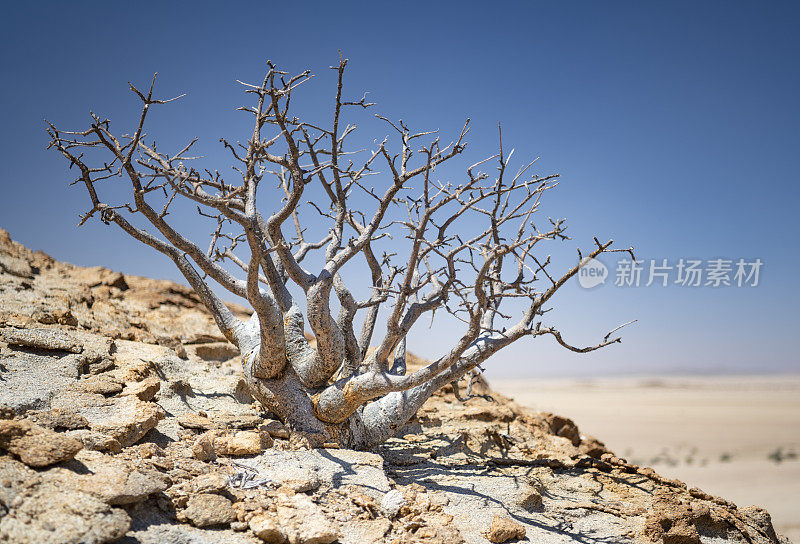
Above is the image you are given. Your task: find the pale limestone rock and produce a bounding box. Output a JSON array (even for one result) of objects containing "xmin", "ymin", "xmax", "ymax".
[
  {"xmin": 276, "ymin": 494, "xmax": 338, "ymax": 544},
  {"xmin": 486, "ymin": 515, "xmax": 526, "ymax": 543},
  {"xmin": 179, "ymin": 412, "xmax": 216, "ymax": 430},
  {"xmin": 213, "ymin": 431, "xmax": 264, "ymax": 456},
  {"xmin": 0, "ymin": 419, "xmax": 82, "ymax": 467},
  {"xmin": 121, "ymin": 376, "xmax": 161, "ymax": 401},
  {"xmin": 249, "ymin": 513, "xmax": 285, "ymax": 543},
  {"xmin": 0, "ymin": 484, "xmax": 130, "ymax": 544},
  {"xmin": 0, "ymin": 327, "xmax": 83, "ymax": 353},
  {"xmin": 65, "ymin": 429, "xmax": 122, "ymax": 453},
  {"xmin": 78, "ymin": 374, "xmax": 124, "ymax": 395},
  {"xmin": 58, "ymin": 450, "xmax": 170, "ymax": 505},
  {"xmin": 192, "ymin": 472, "xmax": 229, "ymax": 494},
  {"xmin": 24, "ymin": 408, "xmax": 88, "ymax": 430},
  {"xmin": 182, "ymin": 493, "xmax": 236, "ymax": 527},
  {"xmin": 83, "ymin": 395, "xmax": 166, "ymax": 447},
  {"xmin": 380, "ymin": 489, "xmax": 406, "ymax": 519}
]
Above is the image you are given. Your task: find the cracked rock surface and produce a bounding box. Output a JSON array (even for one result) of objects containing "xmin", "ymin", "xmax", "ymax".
[{"xmin": 0, "ymin": 227, "xmax": 789, "ymax": 544}]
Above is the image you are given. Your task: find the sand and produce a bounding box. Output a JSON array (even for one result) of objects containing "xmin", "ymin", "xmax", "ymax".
[{"xmin": 489, "ymin": 374, "xmax": 800, "ymax": 542}]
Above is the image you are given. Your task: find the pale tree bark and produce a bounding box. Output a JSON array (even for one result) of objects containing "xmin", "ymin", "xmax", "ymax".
[{"xmin": 47, "ymin": 56, "xmax": 635, "ymax": 449}]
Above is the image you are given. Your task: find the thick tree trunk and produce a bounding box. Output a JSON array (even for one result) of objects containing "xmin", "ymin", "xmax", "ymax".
[{"xmin": 236, "ymin": 323, "xmax": 512, "ymax": 449}]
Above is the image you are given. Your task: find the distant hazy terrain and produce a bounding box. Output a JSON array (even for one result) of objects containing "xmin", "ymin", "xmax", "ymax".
[{"xmin": 491, "ymin": 374, "xmax": 800, "ymax": 543}]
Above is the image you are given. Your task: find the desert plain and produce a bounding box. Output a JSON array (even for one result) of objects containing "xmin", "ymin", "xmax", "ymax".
[{"xmin": 491, "ymin": 374, "xmax": 800, "ymax": 542}]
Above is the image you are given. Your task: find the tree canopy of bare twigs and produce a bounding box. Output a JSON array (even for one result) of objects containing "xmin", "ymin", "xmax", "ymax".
[{"xmin": 46, "ymin": 56, "xmax": 634, "ymax": 448}]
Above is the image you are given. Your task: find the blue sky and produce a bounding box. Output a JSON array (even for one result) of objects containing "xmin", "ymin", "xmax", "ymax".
[{"xmin": 1, "ymin": 2, "xmax": 798, "ymax": 377}]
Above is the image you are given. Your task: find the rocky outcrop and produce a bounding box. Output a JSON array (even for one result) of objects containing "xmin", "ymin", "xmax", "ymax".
[{"xmin": 0, "ymin": 227, "xmax": 790, "ymax": 544}]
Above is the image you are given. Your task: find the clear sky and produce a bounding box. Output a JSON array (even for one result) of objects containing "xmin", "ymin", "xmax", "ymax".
[{"xmin": 1, "ymin": 2, "xmax": 798, "ymax": 378}]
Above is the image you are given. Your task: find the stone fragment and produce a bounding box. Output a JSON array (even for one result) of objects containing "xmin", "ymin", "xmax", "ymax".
[
  {"xmin": 192, "ymin": 430, "xmax": 218, "ymax": 461},
  {"xmin": 249, "ymin": 513, "xmax": 285, "ymax": 543},
  {"xmin": 25, "ymin": 408, "xmax": 89, "ymax": 431},
  {"xmin": 78, "ymin": 374, "xmax": 124, "ymax": 395},
  {"xmin": 0, "ymin": 419, "xmax": 82, "ymax": 467},
  {"xmin": 213, "ymin": 431, "xmax": 264, "ymax": 456},
  {"xmin": 1, "ymin": 327, "xmax": 83, "ymax": 353},
  {"xmin": 65, "ymin": 429, "xmax": 122, "ymax": 453},
  {"xmin": 276, "ymin": 494, "xmax": 338, "ymax": 544},
  {"xmin": 182, "ymin": 493, "xmax": 236, "ymax": 527},
  {"xmin": 85, "ymin": 396, "xmax": 165, "ymax": 447},
  {"xmin": 178, "ymin": 412, "xmax": 215, "ymax": 430},
  {"xmin": 542, "ymin": 413, "xmax": 581, "ymax": 446},
  {"xmin": 380, "ymin": 489, "xmax": 406, "ymax": 519},
  {"xmin": 67, "ymin": 450, "xmax": 171, "ymax": 505},
  {"xmin": 0, "ymin": 253, "xmax": 33, "ymax": 278},
  {"xmin": 121, "ymin": 376, "xmax": 161, "ymax": 401},
  {"xmin": 192, "ymin": 472, "xmax": 229, "ymax": 494},
  {"xmin": 104, "ymin": 272, "xmax": 129, "ymax": 291},
  {"xmin": 192, "ymin": 341, "xmax": 239, "ymax": 361},
  {"xmin": 260, "ymin": 419, "xmax": 290, "ymax": 439},
  {"xmin": 486, "ymin": 515, "xmax": 526, "ymax": 543},
  {"xmin": 0, "ymin": 485, "xmax": 130, "ymax": 544}
]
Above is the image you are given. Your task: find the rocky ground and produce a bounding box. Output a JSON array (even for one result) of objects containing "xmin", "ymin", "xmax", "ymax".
[{"xmin": 0, "ymin": 227, "xmax": 790, "ymax": 544}]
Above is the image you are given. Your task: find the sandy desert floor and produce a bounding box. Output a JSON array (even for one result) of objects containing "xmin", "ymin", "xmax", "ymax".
[{"xmin": 490, "ymin": 374, "xmax": 800, "ymax": 542}]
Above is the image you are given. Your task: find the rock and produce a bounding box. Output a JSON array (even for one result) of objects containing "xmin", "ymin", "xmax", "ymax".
[
  {"xmin": 0, "ymin": 456, "xmax": 36, "ymax": 513},
  {"xmin": 380, "ymin": 489, "xmax": 406, "ymax": 519},
  {"xmin": 78, "ymin": 374, "xmax": 124, "ymax": 395},
  {"xmin": 192, "ymin": 430, "xmax": 218, "ymax": 461},
  {"xmin": 0, "ymin": 253, "xmax": 33, "ymax": 278},
  {"xmin": 32, "ymin": 307, "xmax": 78, "ymax": 326},
  {"xmin": 104, "ymin": 272, "xmax": 129, "ymax": 291},
  {"xmin": 213, "ymin": 431, "xmax": 264, "ymax": 456},
  {"xmin": 486, "ymin": 515, "xmax": 526, "ymax": 543},
  {"xmin": 578, "ymin": 435, "xmax": 608, "ymax": 458},
  {"xmin": 192, "ymin": 341, "xmax": 239, "ymax": 361},
  {"xmin": 343, "ymin": 518, "xmax": 392, "ymax": 544},
  {"xmin": 249, "ymin": 449, "xmax": 391, "ymax": 501},
  {"xmin": 0, "ymin": 485, "xmax": 130, "ymax": 544},
  {"xmin": 179, "ymin": 412, "xmax": 216, "ymax": 430},
  {"xmin": 121, "ymin": 376, "xmax": 161, "ymax": 401},
  {"xmin": 276, "ymin": 494, "xmax": 338, "ymax": 544},
  {"xmin": 0, "ymin": 327, "xmax": 83, "ymax": 353},
  {"xmin": 259, "ymin": 419, "xmax": 290, "ymax": 439},
  {"xmin": 182, "ymin": 493, "xmax": 236, "ymax": 527},
  {"xmin": 249, "ymin": 513, "xmax": 285, "ymax": 543},
  {"xmin": 192, "ymin": 472, "xmax": 229, "ymax": 494},
  {"xmin": 461, "ymin": 404, "xmax": 515, "ymax": 422},
  {"xmin": 24, "ymin": 408, "xmax": 89, "ymax": 430},
  {"xmin": 542, "ymin": 413, "xmax": 581, "ymax": 446},
  {"xmin": 662, "ymin": 521, "xmax": 701, "ymax": 544},
  {"xmin": 218, "ymin": 413, "xmax": 262, "ymax": 430},
  {"xmin": 65, "ymin": 450, "xmax": 171, "ymax": 505},
  {"xmin": 0, "ymin": 419, "xmax": 83, "ymax": 467},
  {"xmin": 168, "ymin": 379, "xmax": 195, "ymax": 396},
  {"xmin": 740, "ymin": 505, "xmax": 781, "ymax": 543},
  {"xmin": 516, "ymin": 483, "xmax": 543, "ymax": 511},
  {"xmin": 83, "ymin": 395, "xmax": 165, "ymax": 447},
  {"xmin": 66, "ymin": 429, "xmax": 122, "ymax": 453},
  {"xmin": 282, "ymin": 467, "xmax": 321, "ymax": 493}
]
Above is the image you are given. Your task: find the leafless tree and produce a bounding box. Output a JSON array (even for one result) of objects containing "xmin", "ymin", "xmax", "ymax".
[{"xmin": 46, "ymin": 57, "xmax": 634, "ymax": 448}]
